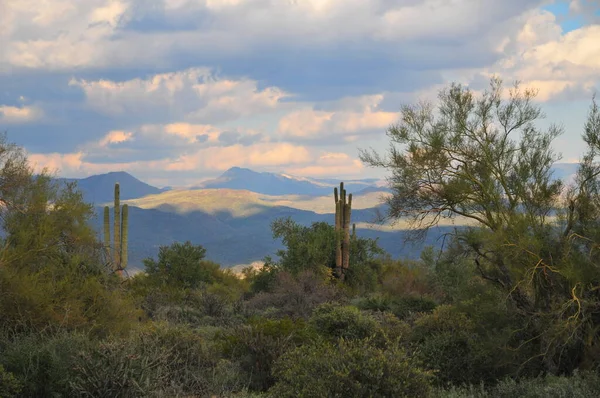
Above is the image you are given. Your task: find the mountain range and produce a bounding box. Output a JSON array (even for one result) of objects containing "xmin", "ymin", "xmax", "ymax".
[{"xmin": 57, "ymin": 164, "xmax": 580, "ymax": 270}]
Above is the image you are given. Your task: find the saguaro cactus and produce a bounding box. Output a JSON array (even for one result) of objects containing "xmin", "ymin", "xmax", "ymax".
[
  {"xmin": 114, "ymin": 183, "xmax": 121, "ymax": 268},
  {"xmin": 103, "ymin": 183, "xmax": 129, "ymax": 275},
  {"xmin": 333, "ymin": 182, "xmax": 352, "ymax": 280}
]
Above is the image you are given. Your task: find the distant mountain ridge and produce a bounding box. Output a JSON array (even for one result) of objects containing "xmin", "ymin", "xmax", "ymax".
[
  {"xmin": 56, "ymin": 171, "xmax": 167, "ymax": 205},
  {"xmin": 193, "ymin": 167, "xmax": 381, "ymax": 196},
  {"xmin": 59, "ymin": 163, "xmax": 581, "ymax": 269}
]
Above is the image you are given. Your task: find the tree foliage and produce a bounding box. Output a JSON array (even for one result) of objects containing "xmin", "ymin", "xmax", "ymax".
[
  {"xmin": 268, "ymin": 217, "xmax": 384, "ymax": 286},
  {"xmin": 143, "ymin": 241, "xmax": 216, "ymax": 289},
  {"xmin": 360, "ymin": 78, "xmax": 600, "ymax": 373}
]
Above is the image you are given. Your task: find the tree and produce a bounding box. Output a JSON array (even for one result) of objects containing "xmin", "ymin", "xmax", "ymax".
[
  {"xmin": 359, "ymin": 78, "xmax": 600, "ymax": 373},
  {"xmin": 143, "ymin": 241, "xmax": 217, "ymax": 289},
  {"xmin": 0, "ymin": 135, "xmax": 138, "ymax": 334},
  {"xmin": 268, "ymin": 218, "xmax": 384, "ymax": 289},
  {"xmin": 0, "ymin": 133, "xmax": 99, "ymax": 271}
]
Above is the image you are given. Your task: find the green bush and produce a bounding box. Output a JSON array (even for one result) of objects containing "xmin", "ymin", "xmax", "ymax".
[
  {"xmin": 391, "ymin": 296, "xmax": 437, "ymax": 319},
  {"xmin": 0, "ymin": 332, "xmax": 89, "ymax": 397},
  {"xmin": 0, "ymin": 365, "xmax": 22, "ymax": 398},
  {"xmin": 353, "ymin": 294, "xmax": 437, "ymax": 320},
  {"xmin": 269, "ymin": 339, "xmax": 432, "ymax": 397},
  {"xmin": 68, "ymin": 323, "xmax": 235, "ymax": 397},
  {"xmin": 218, "ymin": 317, "xmax": 314, "ymax": 392},
  {"xmin": 411, "ymin": 305, "xmax": 507, "ymax": 386},
  {"xmin": 309, "ymin": 303, "xmax": 380, "ymax": 341}
]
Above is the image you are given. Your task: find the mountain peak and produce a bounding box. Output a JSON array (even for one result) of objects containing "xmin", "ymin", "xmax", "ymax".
[{"xmin": 59, "ymin": 171, "xmax": 162, "ymax": 205}]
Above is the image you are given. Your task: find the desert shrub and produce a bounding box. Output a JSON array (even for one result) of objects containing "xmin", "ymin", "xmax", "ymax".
[
  {"xmin": 243, "ymin": 261, "xmax": 280, "ymax": 294},
  {"xmin": 69, "ymin": 323, "xmax": 238, "ymax": 397},
  {"xmin": 379, "ymin": 258, "xmax": 435, "ymax": 297},
  {"xmin": 369, "ymin": 311, "xmax": 412, "ymax": 344},
  {"xmin": 309, "ymin": 303, "xmax": 412, "ymax": 348},
  {"xmin": 0, "ymin": 332, "xmax": 89, "ymax": 397},
  {"xmin": 309, "ymin": 303, "xmax": 380, "ymax": 341},
  {"xmin": 353, "ymin": 294, "xmax": 437, "ymax": 320},
  {"xmin": 411, "ymin": 305, "xmax": 508, "ymax": 386},
  {"xmin": 247, "ymin": 270, "xmax": 340, "ymax": 319},
  {"xmin": 491, "ymin": 371, "xmax": 600, "ymax": 398},
  {"xmin": 0, "ymin": 365, "xmax": 22, "ymax": 398},
  {"xmin": 143, "ymin": 242, "xmax": 225, "ymax": 289},
  {"xmin": 353, "ymin": 293, "xmax": 394, "ymax": 312},
  {"xmin": 269, "ymin": 339, "xmax": 432, "ymax": 398},
  {"xmin": 0, "ymin": 260, "xmax": 140, "ymax": 338},
  {"xmin": 218, "ymin": 317, "xmax": 315, "ymax": 391},
  {"xmin": 436, "ymin": 370, "xmax": 600, "ymax": 398},
  {"xmin": 392, "ymin": 295, "xmax": 438, "ymax": 319}
]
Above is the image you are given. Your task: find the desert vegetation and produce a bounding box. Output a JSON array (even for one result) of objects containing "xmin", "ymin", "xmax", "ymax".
[{"xmin": 2, "ymin": 78, "xmax": 600, "ymax": 397}]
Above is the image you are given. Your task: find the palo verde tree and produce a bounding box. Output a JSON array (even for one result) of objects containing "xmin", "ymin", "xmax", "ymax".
[
  {"xmin": 0, "ymin": 134, "xmax": 137, "ymax": 334},
  {"xmin": 359, "ymin": 77, "xmax": 600, "ymax": 373}
]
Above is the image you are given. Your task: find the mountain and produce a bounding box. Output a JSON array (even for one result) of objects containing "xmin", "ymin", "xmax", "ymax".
[
  {"xmin": 91, "ymin": 203, "xmax": 452, "ymax": 270},
  {"xmin": 121, "ymin": 187, "xmax": 389, "ymax": 218},
  {"xmin": 58, "ymin": 171, "xmax": 165, "ymax": 205},
  {"xmin": 193, "ymin": 167, "xmax": 380, "ymax": 196}
]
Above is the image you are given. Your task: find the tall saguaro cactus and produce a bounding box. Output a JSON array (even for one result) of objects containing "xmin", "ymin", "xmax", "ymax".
[
  {"xmin": 114, "ymin": 183, "xmax": 121, "ymax": 268},
  {"xmin": 333, "ymin": 182, "xmax": 353, "ymax": 280},
  {"xmin": 103, "ymin": 183, "xmax": 129, "ymax": 275}
]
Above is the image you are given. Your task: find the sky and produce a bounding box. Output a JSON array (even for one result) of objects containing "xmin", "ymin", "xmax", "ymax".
[{"xmin": 0, "ymin": 0, "xmax": 599, "ymax": 188}]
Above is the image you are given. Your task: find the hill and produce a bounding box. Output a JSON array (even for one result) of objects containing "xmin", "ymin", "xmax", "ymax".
[
  {"xmin": 58, "ymin": 171, "xmax": 164, "ymax": 205},
  {"xmin": 121, "ymin": 188, "xmax": 390, "ymax": 218},
  {"xmin": 193, "ymin": 167, "xmax": 380, "ymax": 196}
]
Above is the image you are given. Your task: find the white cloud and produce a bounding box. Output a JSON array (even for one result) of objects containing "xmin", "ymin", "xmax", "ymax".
[
  {"xmin": 284, "ymin": 152, "xmax": 365, "ymax": 178},
  {"xmin": 5, "ymin": 0, "xmax": 600, "ymax": 186},
  {"xmin": 1, "ymin": 0, "xmax": 130, "ymax": 70},
  {"xmin": 475, "ymin": 10, "xmax": 600, "ymax": 101},
  {"xmin": 98, "ymin": 130, "xmax": 134, "ymax": 146},
  {"xmin": 278, "ymin": 94, "xmax": 398, "ymax": 141},
  {"xmin": 69, "ymin": 68, "xmax": 289, "ymax": 124},
  {"xmin": 0, "ymin": 105, "xmax": 43, "ymax": 123}
]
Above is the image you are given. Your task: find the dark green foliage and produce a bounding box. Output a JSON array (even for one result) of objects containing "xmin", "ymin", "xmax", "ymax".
[
  {"xmin": 218, "ymin": 317, "xmax": 315, "ymax": 392},
  {"xmin": 360, "ymin": 78, "xmax": 600, "ymax": 374},
  {"xmin": 243, "ymin": 259, "xmax": 280, "ymax": 294},
  {"xmin": 410, "ymin": 305, "xmax": 511, "ymax": 386},
  {"xmin": 269, "ymin": 339, "xmax": 432, "ymax": 398},
  {"xmin": 269, "ymin": 217, "xmax": 384, "ymax": 291},
  {"xmin": 309, "ymin": 303, "xmax": 380, "ymax": 341},
  {"xmin": 68, "ymin": 325, "xmax": 231, "ymax": 397},
  {"xmin": 143, "ymin": 241, "xmax": 213, "ymax": 289},
  {"xmin": 0, "ymin": 365, "xmax": 21, "ymax": 398},
  {"xmin": 0, "ymin": 332, "xmax": 89, "ymax": 397}
]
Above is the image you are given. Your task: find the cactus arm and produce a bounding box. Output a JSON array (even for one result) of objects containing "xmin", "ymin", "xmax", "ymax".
[
  {"xmin": 121, "ymin": 204, "xmax": 128, "ymax": 271},
  {"xmin": 114, "ymin": 183, "xmax": 121, "ymax": 269},
  {"xmin": 103, "ymin": 206, "xmax": 110, "ymax": 249}
]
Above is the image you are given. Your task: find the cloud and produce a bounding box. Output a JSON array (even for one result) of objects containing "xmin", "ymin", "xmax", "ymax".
[
  {"xmin": 78, "ymin": 122, "xmax": 266, "ymax": 165},
  {"xmin": 284, "ymin": 152, "xmax": 365, "ymax": 178},
  {"xmin": 5, "ymin": 0, "xmax": 600, "ymax": 186},
  {"xmin": 0, "ymin": 105, "xmax": 43, "ymax": 123},
  {"xmin": 1, "ymin": 0, "xmax": 131, "ymax": 70},
  {"xmin": 69, "ymin": 68, "xmax": 289, "ymax": 124},
  {"xmin": 472, "ymin": 9, "xmax": 600, "ymax": 101},
  {"xmin": 98, "ymin": 130, "xmax": 133, "ymax": 146},
  {"xmin": 26, "ymin": 141, "xmax": 314, "ymax": 185},
  {"xmin": 278, "ymin": 94, "xmax": 398, "ymax": 142}
]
